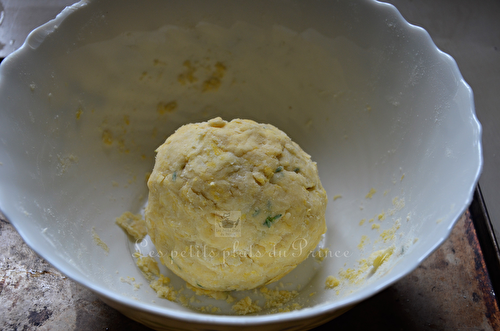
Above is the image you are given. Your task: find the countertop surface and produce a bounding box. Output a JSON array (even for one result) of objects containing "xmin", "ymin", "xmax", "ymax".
[{"xmin": 1, "ymin": 0, "xmax": 500, "ymax": 330}]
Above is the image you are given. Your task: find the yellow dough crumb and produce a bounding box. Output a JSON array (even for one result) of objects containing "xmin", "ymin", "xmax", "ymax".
[
  {"xmin": 202, "ymin": 77, "xmax": 221, "ymax": 91},
  {"xmin": 327, "ymin": 245, "xmax": 396, "ymax": 289},
  {"xmin": 157, "ymin": 100, "xmax": 178, "ymax": 115},
  {"xmin": 371, "ymin": 223, "xmax": 380, "ymax": 230},
  {"xmin": 115, "ymin": 211, "xmax": 147, "ymax": 241},
  {"xmin": 359, "ymin": 219, "xmax": 366, "ymax": 226},
  {"xmin": 232, "ymin": 297, "xmax": 262, "ymax": 315},
  {"xmin": 200, "ymin": 305, "xmax": 221, "ymax": 313},
  {"xmin": 314, "ymin": 248, "xmax": 330, "ymax": 262},
  {"xmin": 76, "ymin": 108, "xmax": 83, "ymax": 119},
  {"xmin": 389, "ymin": 196, "xmax": 405, "ymax": 215},
  {"xmin": 102, "ymin": 129, "xmax": 113, "ymax": 145},
  {"xmin": 178, "ymin": 60, "xmax": 198, "ymax": 84},
  {"xmin": 150, "ymin": 274, "xmax": 177, "ymax": 301},
  {"xmin": 338, "ymin": 265, "xmax": 369, "ymax": 285},
  {"xmin": 179, "ymin": 295, "xmax": 189, "ymax": 306},
  {"xmin": 333, "ymin": 195, "xmax": 342, "ymax": 201},
  {"xmin": 379, "ymin": 220, "xmax": 401, "ymax": 243},
  {"xmin": 213, "ymin": 61, "xmax": 226, "ymax": 78},
  {"xmin": 368, "ymin": 246, "xmax": 395, "ymax": 271},
  {"xmin": 119, "ymin": 276, "xmax": 135, "ymax": 285},
  {"xmin": 202, "ymin": 62, "xmax": 226, "ymax": 92},
  {"xmin": 91, "ymin": 227, "xmax": 109, "ymax": 253},
  {"xmin": 357, "ymin": 235, "xmax": 369, "ymax": 249},
  {"xmin": 365, "ymin": 188, "xmax": 376, "ymax": 199},
  {"xmin": 260, "ymin": 286, "xmax": 298, "ymax": 309},
  {"xmin": 325, "ymin": 276, "xmax": 340, "ymax": 289},
  {"xmin": 133, "ymin": 252, "xmax": 160, "ymax": 280}
]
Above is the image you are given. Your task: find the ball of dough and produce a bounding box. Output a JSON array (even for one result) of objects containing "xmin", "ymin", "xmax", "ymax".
[{"xmin": 145, "ymin": 117, "xmax": 327, "ymax": 291}]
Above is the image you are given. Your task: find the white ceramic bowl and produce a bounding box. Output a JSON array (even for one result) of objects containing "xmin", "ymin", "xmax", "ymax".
[{"xmin": 0, "ymin": 0, "xmax": 482, "ymax": 330}]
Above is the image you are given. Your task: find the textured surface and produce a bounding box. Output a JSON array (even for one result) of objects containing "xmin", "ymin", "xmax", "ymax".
[
  {"xmin": 1, "ymin": 211, "xmax": 498, "ymax": 330},
  {"xmin": 146, "ymin": 117, "xmax": 327, "ymax": 291},
  {"xmin": 0, "ymin": 215, "xmax": 148, "ymax": 331}
]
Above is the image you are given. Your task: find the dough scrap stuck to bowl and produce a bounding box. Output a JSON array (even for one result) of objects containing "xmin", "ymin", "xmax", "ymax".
[{"xmin": 145, "ymin": 117, "xmax": 327, "ymax": 291}]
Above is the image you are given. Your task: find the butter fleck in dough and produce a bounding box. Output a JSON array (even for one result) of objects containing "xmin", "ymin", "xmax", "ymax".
[{"xmin": 146, "ymin": 117, "xmax": 327, "ymax": 291}]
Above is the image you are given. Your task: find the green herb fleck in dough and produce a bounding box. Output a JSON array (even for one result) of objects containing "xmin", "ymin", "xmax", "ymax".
[
  {"xmin": 170, "ymin": 255, "xmax": 182, "ymax": 270},
  {"xmin": 263, "ymin": 214, "xmax": 282, "ymax": 228},
  {"xmin": 275, "ymin": 166, "xmax": 283, "ymax": 173}
]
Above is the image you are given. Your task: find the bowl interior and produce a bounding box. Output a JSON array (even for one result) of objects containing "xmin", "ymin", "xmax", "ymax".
[{"xmin": 0, "ymin": 0, "xmax": 481, "ymax": 324}]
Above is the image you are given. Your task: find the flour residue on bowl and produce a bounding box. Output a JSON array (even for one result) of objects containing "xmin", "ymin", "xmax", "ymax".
[{"xmin": 57, "ymin": 19, "xmax": 351, "ymax": 167}]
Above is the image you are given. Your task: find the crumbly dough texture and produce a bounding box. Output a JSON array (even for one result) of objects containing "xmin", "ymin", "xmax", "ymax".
[
  {"xmin": 146, "ymin": 117, "xmax": 327, "ymax": 291},
  {"xmin": 115, "ymin": 211, "xmax": 147, "ymax": 241}
]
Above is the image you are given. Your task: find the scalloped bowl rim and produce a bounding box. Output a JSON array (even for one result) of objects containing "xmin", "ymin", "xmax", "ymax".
[{"xmin": 0, "ymin": 0, "xmax": 482, "ymax": 327}]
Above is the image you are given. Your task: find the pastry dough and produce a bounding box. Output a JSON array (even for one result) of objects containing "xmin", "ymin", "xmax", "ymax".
[{"xmin": 145, "ymin": 117, "xmax": 327, "ymax": 291}]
